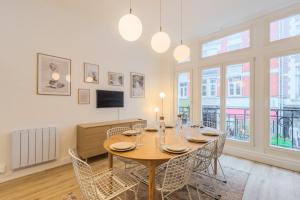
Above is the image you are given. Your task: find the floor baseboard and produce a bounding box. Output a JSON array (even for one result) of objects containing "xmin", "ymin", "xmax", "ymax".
[
  {"xmin": 0, "ymin": 157, "xmax": 71, "ymax": 183},
  {"xmin": 224, "ymin": 146, "xmax": 300, "ymax": 173}
]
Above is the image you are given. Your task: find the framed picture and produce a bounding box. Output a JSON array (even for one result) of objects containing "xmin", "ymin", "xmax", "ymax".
[
  {"xmin": 108, "ymin": 72, "xmax": 124, "ymax": 86},
  {"xmin": 78, "ymin": 89, "xmax": 90, "ymax": 104},
  {"xmin": 130, "ymin": 72, "xmax": 145, "ymax": 98},
  {"xmin": 84, "ymin": 63, "xmax": 99, "ymax": 84},
  {"xmin": 37, "ymin": 53, "xmax": 71, "ymax": 96}
]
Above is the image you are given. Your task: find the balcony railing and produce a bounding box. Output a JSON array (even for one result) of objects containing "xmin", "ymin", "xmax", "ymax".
[
  {"xmin": 202, "ymin": 107, "xmax": 250, "ymax": 141},
  {"xmin": 270, "ymin": 108, "xmax": 300, "ymax": 150}
]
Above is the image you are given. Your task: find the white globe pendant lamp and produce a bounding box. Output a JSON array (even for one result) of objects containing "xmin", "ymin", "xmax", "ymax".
[
  {"xmin": 173, "ymin": 44, "xmax": 190, "ymax": 62},
  {"xmin": 118, "ymin": 0, "xmax": 142, "ymax": 42},
  {"xmin": 151, "ymin": 31, "xmax": 170, "ymax": 53},
  {"xmin": 151, "ymin": 0, "xmax": 171, "ymax": 53},
  {"xmin": 173, "ymin": 0, "xmax": 190, "ymax": 62}
]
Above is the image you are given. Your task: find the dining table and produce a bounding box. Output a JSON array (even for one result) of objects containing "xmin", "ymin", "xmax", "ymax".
[{"xmin": 103, "ymin": 127, "xmax": 220, "ymax": 200}]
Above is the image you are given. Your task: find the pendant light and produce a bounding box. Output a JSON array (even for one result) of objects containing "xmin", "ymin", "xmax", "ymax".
[
  {"xmin": 118, "ymin": 0, "xmax": 143, "ymax": 42},
  {"xmin": 173, "ymin": 0, "xmax": 190, "ymax": 62},
  {"xmin": 151, "ymin": 0, "xmax": 171, "ymax": 53}
]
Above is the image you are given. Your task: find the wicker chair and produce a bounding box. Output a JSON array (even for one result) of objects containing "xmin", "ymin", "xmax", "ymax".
[
  {"xmin": 132, "ymin": 150, "xmax": 197, "ymax": 200},
  {"xmin": 68, "ymin": 149, "xmax": 139, "ymax": 200},
  {"xmin": 107, "ymin": 127, "xmax": 131, "ymax": 138},
  {"xmin": 213, "ymin": 131, "xmax": 228, "ymax": 183},
  {"xmin": 107, "ymin": 127, "xmax": 140, "ymax": 169},
  {"xmin": 191, "ymin": 140, "xmax": 221, "ymax": 200},
  {"xmin": 132, "ymin": 123, "xmax": 146, "ymax": 130}
]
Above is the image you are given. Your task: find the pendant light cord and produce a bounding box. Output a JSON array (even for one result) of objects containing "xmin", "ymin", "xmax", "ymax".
[
  {"xmin": 160, "ymin": 0, "xmax": 162, "ymax": 31},
  {"xmin": 130, "ymin": 0, "xmax": 132, "ymax": 13},
  {"xmin": 180, "ymin": 0, "xmax": 183, "ymax": 44}
]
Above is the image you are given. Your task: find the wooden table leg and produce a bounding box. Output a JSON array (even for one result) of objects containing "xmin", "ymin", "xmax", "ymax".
[
  {"xmin": 108, "ymin": 153, "xmax": 113, "ymax": 168},
  {"xmin": 148, "ymin": 163, "xmax": 156, "ymax": 200}
]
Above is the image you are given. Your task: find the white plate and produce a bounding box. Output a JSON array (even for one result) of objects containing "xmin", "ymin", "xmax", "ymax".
[
  {"xmin": 110, "ymin": 142, "xmax": 135, "ymax": 150},
  {"xmin": 165, "ymin": 145, "xmax": 188, "ymax": 152},
  {"xmin": 186, "ymin": 137, "xmax": 208, "ymax": 143},
  {"xmin": 201, "ymin": 132, "xmax": 219, "ymax": 136},
  {"xmin": 162, "ymin": 146, "xmax": 189, "ymax": 154},
  {"xmin": 200, "ymin": 127, "xmax": 219, "ymax": 136},
  {"xmin": 110, "ymin": 146, "xmax": 136, "ymax": 152},
  {"xmin": 122, "ymin": 130, "xmax": 140, "ymax": 136}
]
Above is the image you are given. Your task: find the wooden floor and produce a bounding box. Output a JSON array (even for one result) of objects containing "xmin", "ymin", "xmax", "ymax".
[{"xmin": 0, "ymin": 155, "xmax": 300, "ymax": 200}]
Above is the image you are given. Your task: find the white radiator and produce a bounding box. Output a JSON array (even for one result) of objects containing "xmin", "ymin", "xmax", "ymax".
[{"xmin": 11, "ymin": 127, "xmax": 58, "ymax": 170}]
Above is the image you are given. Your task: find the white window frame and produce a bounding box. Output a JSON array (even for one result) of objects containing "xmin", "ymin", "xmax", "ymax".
[
  {"xmin": 199, "ymin": 58, "xmax": 255, "ymax": 148},
  {"xmin": 268, "ymin": 13, "xmax": 300, "ymax": 43},
  {"xmin": 201, "ymin": 29, "xmax": 251, "ymax": 58},
  {"xmin": 175, "ymin": 69, "xmax": 193, "ymax": 123},
  {"xmin": 265, "ymin": 8, "xmax": 300, "ymax": 46},
  {"xmin": 264, "ymin": 49, "xmax": 300, "ymax": 156},
  {"xmin": 199, "ymin": 66, "xmax": 222, "ymax": 130}
]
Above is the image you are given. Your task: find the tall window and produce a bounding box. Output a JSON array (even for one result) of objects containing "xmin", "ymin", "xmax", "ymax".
[
  {"xmin": 202, "ymin": 30, "xmax": 250, "ymax": 58},
  {"xmin": 201, "ymin": 68, "xmax": 220, "ymax": 129},
  {"xmin": 226, "ymin": 62, "xmax": 251, "ymax": 142},
  {"xmin": 177, "ymin": 72, "xmax": 191, "ymax": 124},
  {"xmin": 270, "ymin": 13, "xmax": 300, "ymax": 42},
  {"xmin": 269, "ymin": 53, "xmax": 300, "ymax": 150}
]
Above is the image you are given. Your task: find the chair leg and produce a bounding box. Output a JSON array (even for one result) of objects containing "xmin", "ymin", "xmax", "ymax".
[
  {"xmin": 217, "ymin": 159, "xmax": 227, "ymax": 183},
  {"xmin": 186, "ymin": 185, "xmax": 193, "ymax": 200},
  {"xmin": 135, "ymin": 184, "xmax": 140, "ymax": 200},
  {"xmin": 191, "ymin": 174, "xmax": 221, "ymax": 200},
  {"xmin": 161, "ymin": 191, "xmax": 165, "ymax": 200}
]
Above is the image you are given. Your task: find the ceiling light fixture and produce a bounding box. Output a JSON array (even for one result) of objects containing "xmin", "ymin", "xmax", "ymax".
[
  {"xmin": 173, "ymin": 0, "xmax": 190, "ymax": 62},
  {"xmin": 118, "ymin": 0, "xmax": 143, "ymax": 42},
  {"xmin": 151, "ymin": 0, "xmax": 171, "ymax": 53}
]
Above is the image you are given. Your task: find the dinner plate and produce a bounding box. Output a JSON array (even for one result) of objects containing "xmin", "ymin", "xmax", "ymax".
[
  {"xmin": 186, "ymin": 137, "xmax": 209, "ymax": 143},
  {"xmin": 165, "ymin": 145, "xmax": 188, "ymax": 152},
  {"xmin": 110, "ymin": 146, "xmax": 136, "ymax": 152},
  {"xmin": 122, "ymin": 130, "xmax": 140, "ymax": 136},
  {"xmin": 110, "ymin": 142, "xmax": 136, "ymax": 151},
  {"xmin": 201, "ymin": 132, "xmax": 219, "ymax": 136},
  {"xmin": 162, "ymin": 145, "xmax": 189, "ymax": 154}
]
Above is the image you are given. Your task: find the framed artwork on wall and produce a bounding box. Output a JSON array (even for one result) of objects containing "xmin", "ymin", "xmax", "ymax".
[
  {"xmin": 108, "ymin": 72, "xmax": 124, "ymax": 86},
  {"xmin": 37, "ymin": 53, "xmax": 71, "ymax": 96},
  {"xmin": 130, "ymin": 72, "xmax": 145, "ymax": 98},
  {"xmin": 84, "ymin": 63, "xmax": 99, "ymax": 84},
  {"xmin": 78, "ymin": 89, "xmax": 90, "ymax": 104}
]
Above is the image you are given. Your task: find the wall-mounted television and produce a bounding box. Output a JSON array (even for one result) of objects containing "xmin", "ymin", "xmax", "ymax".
[{"xmin": 96, "ymin": 90, "xmax": 124, "ymax": 108}]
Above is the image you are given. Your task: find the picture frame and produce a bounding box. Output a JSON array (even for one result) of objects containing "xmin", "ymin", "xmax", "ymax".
[
  {"xmin": 84, "ymin": 63, "xmax": 99, "ymax": 84},
  {"xmin": 78, "ymin": 89, "xmax": 90, "ymax": 104},
  {"xmin": 37, "ymin": 53, "xmax": 71, "ymax": 96},
  {"xmin": 108, "ymin": 72, "xmax": 124, "ymax": 86},
  {"xmin": 130, "ymin": 72, "xmax": 145, "ymax": 98}
]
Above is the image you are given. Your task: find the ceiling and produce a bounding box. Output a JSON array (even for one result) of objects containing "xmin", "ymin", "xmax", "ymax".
[
  {"xmin": 125, "ymin": 0, "xmax": 300, "ymax": 44},
  {"xmin": 34, "ymin": 0, "xmax": 300, "ymax": 50},
  {"xmin": 164, "ymin": 0, "xmax": 300, "ymax": 41}
]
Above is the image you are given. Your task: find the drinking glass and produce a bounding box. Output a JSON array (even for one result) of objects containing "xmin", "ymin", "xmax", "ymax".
[{"xmin": 135, "ymin": 127, "xmax": 144, "ymax": 147}]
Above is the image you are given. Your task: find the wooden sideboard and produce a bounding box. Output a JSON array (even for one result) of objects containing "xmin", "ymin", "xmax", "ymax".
[{"xmin": 77, "ymin": 119, "xmax": 147, "ymax": 159}]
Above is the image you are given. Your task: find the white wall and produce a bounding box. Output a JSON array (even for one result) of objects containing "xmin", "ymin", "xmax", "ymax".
[
  {"xmin": 0, "ymin": 0, "xmax": 162, "ymax": 182},
  {"xmin": 162, "ymin": 3, "xmax": 300, "ymax": 172}
]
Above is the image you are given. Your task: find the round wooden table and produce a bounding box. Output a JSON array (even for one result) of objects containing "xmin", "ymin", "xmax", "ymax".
[{"xmin": 103, "ymin": 127, "xmax": 219, "ymax": 200}]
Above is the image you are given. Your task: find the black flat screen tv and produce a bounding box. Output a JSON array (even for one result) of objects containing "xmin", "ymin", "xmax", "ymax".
[{"xmin": 96, "ymin": 90, "xmax": 124, "ymax": 108}]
